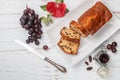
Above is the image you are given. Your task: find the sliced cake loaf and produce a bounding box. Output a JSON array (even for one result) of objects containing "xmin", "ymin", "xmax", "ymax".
[
  {"xmin": 60, "ymin": 27, "xmax": 80, "ymax": 42},
  {"xmin": 58, "ymin": 38, "xmax": 80, "ymax": 54},
  {"xmin": 70, "ymin": 20, "xmax": 89, "ymax": 37}
]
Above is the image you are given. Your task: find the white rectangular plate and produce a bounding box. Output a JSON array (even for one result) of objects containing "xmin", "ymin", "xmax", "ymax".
[{"xmin": 46, "ymin": 0, "xmax": 120, "ymax": 67}]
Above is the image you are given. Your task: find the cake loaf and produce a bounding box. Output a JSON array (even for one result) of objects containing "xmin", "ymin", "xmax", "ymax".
[{"xmin": 78, "ymin": 2, "xmax": 112, "ymax": 35}]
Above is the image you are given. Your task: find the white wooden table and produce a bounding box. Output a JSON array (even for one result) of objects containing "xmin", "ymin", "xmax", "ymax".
[{"xmin": 0, "ymin": 0, "xmax": 120, "ymax": 80}]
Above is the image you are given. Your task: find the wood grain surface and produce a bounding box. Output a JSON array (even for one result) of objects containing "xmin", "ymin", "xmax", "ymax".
[{"xmin": 0, "ymin": 0, "xmax": 120, "ymax": 80}]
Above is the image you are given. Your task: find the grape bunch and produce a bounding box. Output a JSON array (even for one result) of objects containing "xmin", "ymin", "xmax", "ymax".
[
  {"xmin": 106, "ymin": 42, "xmax": 117, "ymax": 53},
  {"xmin": 20, "ymin": 7, "xmax": 42, "ymax": 45}
]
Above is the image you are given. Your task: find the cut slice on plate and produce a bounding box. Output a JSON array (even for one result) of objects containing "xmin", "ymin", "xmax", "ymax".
[
  {"xmin": 60, "ymin": 27, "xmax": 80, "ymax": 42},
  {"xmin": 70, "ymin": 20, "xmax": 89, "ymax": 37},
  {"xmin": 58, "ymin": 38, "xmax": 80, "ymax": 55}
]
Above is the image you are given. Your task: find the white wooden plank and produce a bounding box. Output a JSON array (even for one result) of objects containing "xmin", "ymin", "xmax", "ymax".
[
  {"xmin": 0, "ymin": 0, "xmax": 46, "ymax": 14},
  {"xmin": 0, "ymin": 0, "xmax": 80, "ymax": 14},
  {"xmin": 0, "ymin": 51, "xmax": 61, "ymax": 80},
  {"xmin": 0, "ymin": 13, "xmax": 61, "ymax": 28},
  {"xmin": 0, "ymin": 27, "xmax": 49, "ymax": 41},
  {"xmin": 0, "ymin": 0, "xmax": 120, "ymax": 80}
]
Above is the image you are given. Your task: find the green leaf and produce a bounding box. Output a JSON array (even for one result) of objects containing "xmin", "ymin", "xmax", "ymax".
[
  {"xmin": 40, "ymin": 5, "xmax": 47, "ymax": 11},
  {"xmin": 55, "ymin": 0, "xmax": 64, "ymax": 3},
  {"xmin": 40, "ymin": 14, "xmax": 53, "ymax": 26},
  {"xmin": 47, "ymin": 14, "xmax": 53, "ymax": 23},
  {"xmin": 43, "ymin": 18, "xmax": 49, "ymax": 25},
  {"xmin": 49, "ymin": 18, "xmax": 53, "ymax": 23},
  {"xmin": 65, "ymin": 8, "xmax": 69, "ymax": 14},
  {"xmin": 47, "ymin": 14, "xmax": 51, "ymax": 19}
]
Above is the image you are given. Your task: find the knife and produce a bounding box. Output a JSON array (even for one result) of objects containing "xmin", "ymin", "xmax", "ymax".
[{"xmin": 14, "ymin": 40, "xmax": 67, "ymax": 73}]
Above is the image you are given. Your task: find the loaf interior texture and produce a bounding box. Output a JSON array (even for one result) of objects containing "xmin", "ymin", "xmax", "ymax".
[
  {"xmin": 70, "ymin": 20, "xmax": 89, "ymax": 37},
  {"xmin": 60, "ymin": 27, "xmax": 80, "ymax": 42},
  {"xmin": 58, "ymin": 38, "xmax": 80, "ymax": 54}
]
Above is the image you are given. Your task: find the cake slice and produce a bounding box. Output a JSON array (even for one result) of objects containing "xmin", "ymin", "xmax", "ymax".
[
  {"xmin": 58, "ymin": 38, "xmax": 80, "ymax": 54},
  {"xmin": 60, "ymin": 27, "xmax": 80, "ymax": 42},
  {"xmin": 70, "ymin": 20, "xmax": 89, "ymax": 37}
]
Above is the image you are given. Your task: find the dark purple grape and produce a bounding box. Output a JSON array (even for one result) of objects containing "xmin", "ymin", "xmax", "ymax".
[
  {"xmin": 35, "ymin": 14, "xmax": 38, "ymax": 18},
  {"xmin": 38, "ymin": 30, "xmax": 43, "ymax": 34},
  {"xmin": 29, "ymin": 39, "xmax": 33, "ymax": 43},
  {"xmin": 35, "ymin": 40, "xmax": 39, "ymax": 45},
  {"xmin": 24, "ymin": 25, "xmax": 29, "ymax": 30},
  {"xmin": 34, "ymin": 24, "xmax": 38, "ymax": 28},
  {"xmin": 20, "ymin": 17, "xmax": 23, "ymax": 22},
  {"xmin": 107, "ymin": 44, "xmax": 112, "ymax": 50},
  {"xmin": 23, "ymin": 10, "xmax": 28, "ymax": 15},
  {"xmin": 35, "ymin": 28, "xmax": 39, "ymax": 32},
  {"xmin": 22, "ymin": 25, "xmax": 25, "ymax": 28},
  {"xmin": 112, "ymin": 42, "xmax": 117, "ymax": 47},
  {"xmin": 34, "ymin": 19, "xmax": 38, "ymax": 24},
  {"xmin": 33, "ymin": 37, "xmax": 38, "ymax": 41},
  {"xmin": 21, "ymin": 19, "xmax": 27, "ymax": 25},
  {"xmin": 28, "ymin": 36, "xmax": 33, "ymax": 40},
  {"xmin": 27, "ymin": 21, "xmax": 32, "ymax": 26},
  {"xmin": 26, "ymin": 39, "xmax": 30, "ymax": 44},
  {"xmin": 30, "ymin": 10, "xmax": 35, "ymax": 15},
  {"xmin": 30, "ymin": 28, "xmax": 34, "ymax": 32},
  {"xmin": 29, "ymin": 16, "xmax": 35, "ymax": 22},
  {"xmin": 26, "ymin": 8, "xmax": 30, "ymax": 12},
  {"xmin": 22, "ymin": 15, "xmax": 28, "ymax": 20},
  {"xmin": 36, "ymin": 34, "xmax": 41, "ymax": 39},
  {"xmin": 28, "ymin": 31, "xmax": 32, "ymax": 35},
  {"xmin": 43, "ymin": 45, "xmax": 49, "ymax": 50},
  {"xmin": 32, "ymin": 32, "xmax": 36, "ymax": 37},
  {"xmin": 38, "ymin": 24, "xmax": 42, "ymax": 29},
  {"xmin": 112, "ymin": 48, "xmax": 117, "ymax": 53},
  {"xmin": 38, "ymin": 19, "xmax": 41, "ymax": 24}
]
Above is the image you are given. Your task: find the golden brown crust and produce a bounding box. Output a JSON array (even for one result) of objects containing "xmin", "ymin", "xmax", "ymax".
[
  {"xmin": 90, "ymin": 2, "xmax": 112, "ymax": 34},
  {"xmin": 78, "ymin": 2, "xmax": 112, "ymax": 35},
  {"xmin": 70, "ymin": 20, "xmax": 89, "ymax": 37},
  {"xmin": 58, "ymin": 38, "xmax": 80, "ymax": 55},
  {"xmin": 61, "ymin": 33, "xmax": 80, "ymax": 43},
  {"xmin": 78, "ymin": 7, "xmax": 98, "ymax": 33}
]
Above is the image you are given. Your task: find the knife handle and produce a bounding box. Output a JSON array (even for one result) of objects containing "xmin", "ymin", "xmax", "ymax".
[{"xmin": 44, "ymin": 57, "xmax": 67, "ymax": 73}]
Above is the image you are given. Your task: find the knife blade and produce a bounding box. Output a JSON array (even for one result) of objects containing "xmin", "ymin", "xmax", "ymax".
[{"xmin": 14, "ymin": 40, "xmax": 66, "ymax": 73}]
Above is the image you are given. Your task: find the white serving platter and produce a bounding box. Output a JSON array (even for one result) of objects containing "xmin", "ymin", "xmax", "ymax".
[{"xmin": 46, "ymin": 0, "xmax": 120, "ymax": 66}]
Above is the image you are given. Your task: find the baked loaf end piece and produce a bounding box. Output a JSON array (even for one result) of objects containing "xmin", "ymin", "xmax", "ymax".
[
  {"xmin": 90, "ymin": 2, "xmax": 112, "ymax": 35},
  {"xmin": 60, "ymin": 27, "xmax": 80, "ymax": 42},
  {"xmin": 58, "ymin": 38, "xmax": 80, "ymax": 54},
  {"xmin": 70, "ymin": 20, "xmax": 89, "ymax": 37},
  {"xmin": 78, "ymin": 2, "xmax": 112, "ymax": 35}
]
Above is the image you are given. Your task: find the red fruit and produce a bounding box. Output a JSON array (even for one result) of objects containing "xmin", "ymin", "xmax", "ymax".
[
  {"xmin": 112, "ymin": 42, "xmax": 117, "ymax": 47},
  {"xmin": 107, "ymin": 44, "xmax": 112, "ymax": 50},
  {"xmin": 112, "ymin": 48, "xmax": 117, "ymax": 53},
  {"xmin": 46, "ymin": 2, "xmax": 66, "ymax": 17},
  {"xmin": 43, "ymin": 45, "xmax": 49, "ymax": 50}
]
